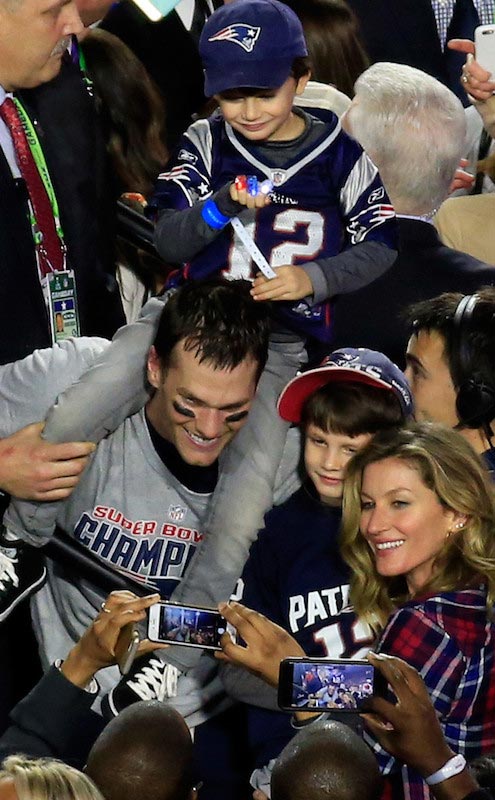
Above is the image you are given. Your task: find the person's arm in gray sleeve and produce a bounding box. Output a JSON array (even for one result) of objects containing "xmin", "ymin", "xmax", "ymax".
[
  {"xmin": 154, "ymin": 185, "xmax": 243, "ymax": 263},
  {"xmin": 0, "ymin": 338, "xmax": 109, "ymax": 439},
  {"xmin": 0, "ymin": 338, "xmax": 108, "ymax": 504},
  {"xmin": 4, "ymin": 296, "xmax": 165, "ymax": 545},
  {"xmin": 302, "ymin": 240, "xmax": 397, "ymax": 304}
]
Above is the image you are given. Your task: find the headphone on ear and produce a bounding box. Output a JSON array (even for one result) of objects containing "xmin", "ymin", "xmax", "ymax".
[{"xmin": 452, "ymin": 294, "xmax": 495, "ymax": 435}]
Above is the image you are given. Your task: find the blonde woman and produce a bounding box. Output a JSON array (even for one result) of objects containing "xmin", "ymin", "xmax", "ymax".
[
  {"xmin": 218, "ymin": 423, "xmax": 495, "ymax": 800},
  {"xmin": 338, "ymin": 422, "xmax": 495, "ymax": 800},
  {"xmin": 0, "ymin": 755, "xmax": 104, "ymax": 800}
]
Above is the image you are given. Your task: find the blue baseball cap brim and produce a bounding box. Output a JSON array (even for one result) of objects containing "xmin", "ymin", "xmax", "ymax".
[{"xmin": 204, "ymin": 56, "xmax": 296, "ymax": 97}]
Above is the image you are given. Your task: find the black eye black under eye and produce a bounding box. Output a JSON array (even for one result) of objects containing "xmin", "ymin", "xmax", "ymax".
[
  {"xmin": 173, "ymin": 400, "xmax": 195, "ymax": 418},
  {"xmin": 225, "ymin": 410, "xmax": 249, "ymax": 424}
]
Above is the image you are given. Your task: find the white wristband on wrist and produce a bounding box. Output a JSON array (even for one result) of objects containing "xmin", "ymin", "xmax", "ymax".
[{"xmin": 425, "ymin": 754, "xmax": 466, "ymax": 786}]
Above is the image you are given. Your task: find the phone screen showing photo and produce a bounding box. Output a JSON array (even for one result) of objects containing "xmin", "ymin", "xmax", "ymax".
[
  {"xmin": 288, "ymin": 661, "xmax": 375, "ymax": 711},
  {"xmin": 156, "ymin": 604, "xmax": 228, "ymax": 650}
]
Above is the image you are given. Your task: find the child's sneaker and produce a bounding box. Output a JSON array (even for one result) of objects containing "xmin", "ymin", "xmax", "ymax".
[
  {"xmin": 101, "ymin": 654, "xmax": 179, "ymax": 719},
  {"xmin": 0, "ymin": 531, "xmax": 47, "ymax": 621}
]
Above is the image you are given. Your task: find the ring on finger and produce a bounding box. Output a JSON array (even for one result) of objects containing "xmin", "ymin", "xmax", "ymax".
[
  {"xmin": 462, "ymin": 74, "xmax": 469, "ymax": 83},
  {"xmin": 101, "ymin": 601, "xmax": 111, "ymax": 614}
]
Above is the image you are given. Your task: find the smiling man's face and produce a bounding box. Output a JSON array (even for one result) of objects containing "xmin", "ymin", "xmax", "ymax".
[{"xmin": 146, "ymin": 341, "xmax": 259, "ymax": 467}]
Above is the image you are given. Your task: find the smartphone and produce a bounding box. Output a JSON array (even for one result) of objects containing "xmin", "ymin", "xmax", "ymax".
[
  {"xmin": 278, "ymin": 657, "xmax": 385, "ymax": 712},
  {"xmin": 475, "ymin": 25, "xmax": 495, "ymax": 80},
  {"xmin": 115, "ymin": 625, "xmax": 140, "ymax": 676},
  {"xmin": 129, "ymin": 0, "xmax": 180, "ymax": 22},
  {"xmin": 147, "ymin": 602, "xmax": 235, "ymax": 651}
]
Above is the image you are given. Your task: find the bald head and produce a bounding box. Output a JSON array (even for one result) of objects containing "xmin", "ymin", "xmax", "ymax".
[
  {"xmin": 86, "ymin": 701, "xmax": 194, "ymax": 800},
  {"xmin": 271, "ymin": 721, "xmax": 382, "ymax": 800}
]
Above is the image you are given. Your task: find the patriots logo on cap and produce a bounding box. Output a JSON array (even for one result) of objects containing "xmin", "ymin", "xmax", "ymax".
[{"xmin": 208, "ymin": 24, "xmax": 261, "ymax": 53}]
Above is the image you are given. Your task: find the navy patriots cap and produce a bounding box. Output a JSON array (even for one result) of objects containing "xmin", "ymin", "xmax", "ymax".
[
  {"xmin": 199, "ymin": 0, "xmax": 308, "ymax": 97},
  {"xmin": 278, "ymin": 348, "xmax": 414, "ymax": 423}
]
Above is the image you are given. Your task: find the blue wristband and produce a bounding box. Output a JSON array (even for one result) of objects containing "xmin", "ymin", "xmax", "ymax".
[{"xmin": 201, "ymin": 199, "xmax": 230, "ymax": 230}]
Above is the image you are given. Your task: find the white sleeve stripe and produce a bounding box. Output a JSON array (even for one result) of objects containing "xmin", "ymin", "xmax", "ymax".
[
  {"xmin": 340, "ymin": 152, "xmax": 379, "ymax": 216},
  {"xmin": 184, "ymin": 119, "xmax": 213, "ymax": 177}
]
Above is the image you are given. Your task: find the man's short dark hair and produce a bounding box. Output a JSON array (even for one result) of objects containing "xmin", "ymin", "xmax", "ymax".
[
  {"xmin": 406, "ymin": 286, "xmax": 495, "ymax": 390},
  {"xmin": 301, "ymin": 383, "xmax": 404, "ymax": 437},
  {"xmin": 154, "ymin": 278, "xmax": 270, "ymax": 379}
]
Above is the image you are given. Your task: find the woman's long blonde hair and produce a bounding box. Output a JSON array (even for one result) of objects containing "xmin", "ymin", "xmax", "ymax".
[
  {"xmin": 340, "ymin": 422, "xmax": 495, "ymax": 633},
  {"xmin": 0, "ymin": 755, "xmax": 104, "ymax": 800}
]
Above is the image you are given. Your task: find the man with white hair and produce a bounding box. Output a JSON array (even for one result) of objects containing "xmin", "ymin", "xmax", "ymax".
[{"xmin": 330, "ymin": 61, "xmax": 495, "ymax": 368}]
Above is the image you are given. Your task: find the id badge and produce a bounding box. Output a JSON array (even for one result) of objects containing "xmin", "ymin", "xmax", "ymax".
[{"xmin": 46, "ymin": 270, "xmax": 81, "ymax": 343}]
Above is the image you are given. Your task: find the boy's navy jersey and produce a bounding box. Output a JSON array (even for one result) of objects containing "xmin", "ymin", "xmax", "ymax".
[
  {"xmin": 239, "ymin": 485, "xmax": 372, "ymax": 656},
  {"xmin": 151, "ymin": 110, "xmax": 396, "ymax": 341},
  {"xmin": 236, "ymin": 485, "xmax": 374, "ymax": 766}
]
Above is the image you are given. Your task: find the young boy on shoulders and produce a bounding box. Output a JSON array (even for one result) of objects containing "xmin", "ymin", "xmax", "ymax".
[{"xmin": 150, "ymin": 0, "xmax": 397, "ymax": 343}]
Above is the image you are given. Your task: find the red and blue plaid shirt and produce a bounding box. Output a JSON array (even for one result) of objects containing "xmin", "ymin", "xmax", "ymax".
[{"xmin": 366, "ymin": 586, "xmax": 495, "ymax": 800}]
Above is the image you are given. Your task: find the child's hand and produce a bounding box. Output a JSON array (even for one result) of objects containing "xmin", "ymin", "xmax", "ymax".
[
  {"xmin": 230, "ymin": 175, "xmax": 271, "ymax": 210},
  {"xmin": 251, "ymin": 266, "xmax": 313, "ymax": 301}
]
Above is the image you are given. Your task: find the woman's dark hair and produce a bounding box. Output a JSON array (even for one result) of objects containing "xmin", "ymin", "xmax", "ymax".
[
  {"xmin": 81, "ymin": 29, "xmax": 168, "ymax": 196},
  {"xmin": 301, "ymin": 383, "xmax": 404, "ymax": 437},
  {"xmin": 285, "ymin": 0, "xmax": 369, "ymax": 97}
]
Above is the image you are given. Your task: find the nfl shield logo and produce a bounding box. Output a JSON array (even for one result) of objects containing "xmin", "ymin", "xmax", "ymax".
[
  {"xmin": 270, "ymin": 170, "xmax": 287, "ymax": 187},
  {"xmin": 168, "ymin": 504, "xmax": 186, "ymax": 522}
]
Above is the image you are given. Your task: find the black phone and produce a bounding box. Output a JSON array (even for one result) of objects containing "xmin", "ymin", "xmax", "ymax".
[
  {"xmin": 147, "ymin": 601, "xmax": 236, "ymax": 651},
  {"xmin": 278, "ymin": 657, "xmax": 385, "ymax": 712}
]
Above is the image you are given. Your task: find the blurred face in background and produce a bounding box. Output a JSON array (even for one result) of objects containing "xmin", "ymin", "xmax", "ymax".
[{"xmin": 0, "ymin": 0, "xmax": 83, "ymax": 90}]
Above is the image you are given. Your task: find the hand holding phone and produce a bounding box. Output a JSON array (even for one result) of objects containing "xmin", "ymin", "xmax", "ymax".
[
  {"xmin": 447, "ymin": 37, "xmax": 495, "ymax": 102},
  {"xmin": 361, "ymin": 653, "xmax": 457, "ymax": 778},
  {"xmin": 278, "ymin": 657, "xmax": 386, "ymax": 712},
  {"xmin": 61, "ymin": 591, "xmax": 162, "ymax": 688},
  {"xmin": 475, "ymin": 25, "xmax": 495, "ymax": 80},
  {"xmin": 216, "ymin": 601, "xmax": 306, "ymax": 686}
]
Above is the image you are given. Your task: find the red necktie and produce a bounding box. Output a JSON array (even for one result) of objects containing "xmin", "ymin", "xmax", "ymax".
[{"xmin": 0, "ymin": 97, "xmax": 64, "ymax": 275}]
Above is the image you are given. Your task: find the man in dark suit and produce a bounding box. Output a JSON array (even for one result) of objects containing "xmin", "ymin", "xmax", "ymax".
[
  {"xmin": 0, "ymin": 0, "xmax": 125, "ymax": 365},
  {"xmin": 330, "ymin": 61, "xmax": 495, "ymax": 369},
  {"xmin": 0, "ymin": 0, "xmax": 125, "ymax": 731},
  {"xmin": 346, "ymin": 0, "xmax": 494, "ymax": 100}
]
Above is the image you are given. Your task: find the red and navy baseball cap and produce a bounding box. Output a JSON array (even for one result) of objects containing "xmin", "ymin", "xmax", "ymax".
[
  {"xmin": 278, "ymin": 348, "xmax": 413, "ymax": 423},
  {"xmin": 199, "ymin": 0, "xmax": 308, "ymax": 97}
]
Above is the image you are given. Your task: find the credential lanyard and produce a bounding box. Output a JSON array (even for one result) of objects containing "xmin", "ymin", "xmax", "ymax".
[{"xmin": 13, "ymin": 97, "xmax": 66, "ymax": 254}]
